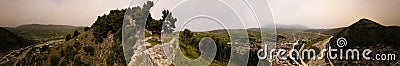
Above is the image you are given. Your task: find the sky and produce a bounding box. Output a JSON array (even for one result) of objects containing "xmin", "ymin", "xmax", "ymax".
[
  {"xmin": 0, "ymin": 0, "xmax": 399, "ymax": 29},
  {"xmin": 0, "ymin": 0, "xmax": 130, "ymax": 27}
]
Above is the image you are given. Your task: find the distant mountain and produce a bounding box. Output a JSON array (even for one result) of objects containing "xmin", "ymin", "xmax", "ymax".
[
  {"xmin": 5, "ymin": 24, "xmax": 84, "ymax": 42},
  {"xmin": 0, "ymin": 27, "xmax": 34, "ymax": 50},
  {"xmin": 304, "ymin": 27, "xmax": 345, "ymax": 35},
  {"xmin": 328, "ymin": 18, "xmax": 400, "ymax": 49},
  {"xmin": 253, "ymin": 24, "xmax": 310, "ymax": 34},
  {"xmin": 15, "ymin": 24, "xmax": 81, "ymax": 30},
  {"xmin": 264, "ymin": 24, "xmax": 309, "ymax": 29}
]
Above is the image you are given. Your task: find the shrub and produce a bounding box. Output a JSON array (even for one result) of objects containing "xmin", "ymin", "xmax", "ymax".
[
  {"xmin": 84, "ymin": 27, "xmax": 90, "ymax": 31},
  {"xmin": 83, "ymin": 46, "xmax": 95, "ymax": 56},
  {"xmin": 65, "ymin": 34, "xmax": 71, "ymax": 41},
  {"xmin": 50, "ymin": 55, "xmax": 60, "ymax": 66},
  {"xmin": 73, "ymin": 31, "xmax": 80, "ymax": 37},
  {"xmin": 74, "ymin": 57, "xmax": 83, "ymax": 65},
  {"xmin": 73, "ymin": 42, "xmax": 81, "ymax": 49}
]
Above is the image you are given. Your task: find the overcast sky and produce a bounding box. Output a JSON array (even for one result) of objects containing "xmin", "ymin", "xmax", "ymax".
[
  {"xmin": 0, "ymin": 0, "xmax": 399, "ymax": 29},
  {"xmin": 0, "ymin": 0, "xmax": 130, "ymax": 27}
]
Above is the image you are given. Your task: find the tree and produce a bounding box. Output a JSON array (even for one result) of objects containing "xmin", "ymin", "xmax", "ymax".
[
  {"xmin": 144, "ymin": 9, "xmax": 177, "ymax": 40},
  {"xmin": 128, "ymin": 1, "xmax": 177, "ymax": 40},
  {"xmin": 73, "ymin": 31, "xmax": 80, "ymax": 37},
  {"xmin": 132, "ymin": 1, "xmax": 153, "ymax": 27},
  {"xmin": 179, "ymin": 29, "xmax": 193, "ymax": 45},
  {"xmin": 84, "ymin": 27, "xmax": 90, "ymax": 31},
  {"xmin": 65, "ymin": 34, "xmax": 71, "ymax": 41},
  {"xmin": 83, "ymin": 46, "xmax": 95, "ymax": 56},
  {"xmin": 91, "ymin": 8, "xmax": 126, "ymax": 43},
  {"xmin": 145, "ymin": 14, "xmax": 162, "ymax": 39},
  {"xmin": 161, "ymin": 10, "xmax": 177, "ymax": 34}
]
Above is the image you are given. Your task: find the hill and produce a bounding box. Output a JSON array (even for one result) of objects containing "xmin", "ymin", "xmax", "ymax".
[
  {"xmin": 12, "ymin": 9, "xmax": 126, "ymax": 66},
  {"xmin": 0, "ymin": 27, "xmax": 34, "ymax": 50},
  {"xmin": 5, "ymin": 24, "xmax": 84, "ymax": 42},
  {"xmin": 328, "ymin": 18, "xmax": 400, "ymax": 49}
]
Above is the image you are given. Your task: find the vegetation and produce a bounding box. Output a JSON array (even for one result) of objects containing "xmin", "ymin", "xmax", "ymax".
[
  {"xmin": 177, "ymin": 29, "xmax": 267, "ymax": 65},
  {"xmin": 323, "ymin": 18, "xmax": 400, "ymax": 65},
  {"xmin": 65, "ymin": 34, "xmax": 71, "ymax": 41},
  {"xmin": 0, "ymin": 27, "xmax": 35, "ymax": 50},
  {"xmin": 328, "ymin": 18, "xmax": 400, "ymax": 49},
  {"xmin": 91, "ymin": 9, "xmax": 125, "ymax": 43},
  {"xmin": 179, "ymin": 29, "xmax": 231, "ymax": 65},
  {"xmin": 145, "ymin": 9, "xmax": 177, "ymax": 39},
  {"xmin": 5, "ymin": 24, "xmax": 84, "ymax": 42},
  {"xmin": 50, "ymin": 55, "xmax": 60, "ymax": 66},
  {"xmin": 84, "ymin": 27, "xmax": 90, "ymax": 31},
  {"xmin": 83, "ymin": 46, "xmax": 95, "ymax": 56},
  {"xmin": 73, "ymin": 30, "xmax": 80, "ymax": 37}
]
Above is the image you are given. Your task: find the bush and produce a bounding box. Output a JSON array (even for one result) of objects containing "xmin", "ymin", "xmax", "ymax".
[
  {"xmin": 64, "ymin": 46, "xmax": 77, "ymax": 59},
  {"xmin": 73, "ymin": 31, "xmax": 80, "ymax": 37},
  {"xmin": 83, "ymin": 46, "xmax": 95, "ymax": 56},
  {"xmin": 74, "ymin": 57, "xmax": 84, "ymax": 65},
  {"xmin": 84, "ymin": 27, "xmax": 90, "ymax": 31},
  {"xmin": 73, "ymin": 42, "xmax": 81, "ymax": 49},
  {"xmin": 91, "ymin": 9, "xmax": 125, "ymax": 43},
  {"xmin": 65, "ymin": 34, "xmax": 71, "ymax": 41},
  {"xmin": 50, "ymin": 55, "xmax": 60, "ymax": 66}
]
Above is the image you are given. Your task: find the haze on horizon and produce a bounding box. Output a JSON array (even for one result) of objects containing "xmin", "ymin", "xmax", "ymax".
[{"xmin": 0, "ymin": 0, "xmax": 399, "ymax": 29}]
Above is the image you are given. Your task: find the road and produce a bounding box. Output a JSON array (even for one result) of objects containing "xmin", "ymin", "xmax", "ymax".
[
  {"xmin": 307, "ymin": 36, "xmax": 333, "ymax": 65},
  {"xmin": 11, "ymin": 39, "xmax": 64, "ymax": 66},
  {"xmin": 299, "ymin": 36, "xmax": 333, "ymax": 66}
]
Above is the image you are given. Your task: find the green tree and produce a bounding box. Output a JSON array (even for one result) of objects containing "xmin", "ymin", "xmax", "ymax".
[
  {"xmin": 73, "ymin": 31, "xmax": 80, "ymax": 37},
  {"xmin": 83, "ymin": 46, "xmax": 95, "ymax": 56},
  {"xmin": 65, "ymin": 34, "xmax": 72, "ymax": 41},
  {"xmin": 161, "ymin": 10, "xmax": 177, "ymax": 34},
  {"xmin": 179, "ymin": 29, "xmax": 193, "ymax": 45},
  {"xmin": 84, "ymin": 27, "xmax": 90, "ymax": 31},
  {"xmin": 50, "ymin": 55, "xmax": 60, "ymax": 66}
]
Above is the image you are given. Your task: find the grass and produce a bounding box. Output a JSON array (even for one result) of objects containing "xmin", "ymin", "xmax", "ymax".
[
  {"xmin": 146, "ymin": 39, "xmax": 162, "ymax": 46},
  {"xmin": 163, "ymin": 38, "xmax": 173, "ymax": 43}
]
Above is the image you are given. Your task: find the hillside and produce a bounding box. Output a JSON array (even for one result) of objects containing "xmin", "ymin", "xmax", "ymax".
[
  {"xmin": 328, "ymin": 18, "xmax": 400, "ymax": 48},
  {"xmin": 0, "ymin": 27, "xmax": 34, "ymax": 50},
  {"xmin": 5, "ymin": 24, "xmax": 84, "ymax": 42},
  {"xmin": 11, "ymin": 9, "xmax": 126, "ymax": 66}
]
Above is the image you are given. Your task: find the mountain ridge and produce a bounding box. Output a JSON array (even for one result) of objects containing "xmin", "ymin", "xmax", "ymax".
[
  {"xmin": 5, "ymin": 24, "xmax": 84, "ymax": 42},
  {"xmin": 328, "ymin": 18, "xmax": 400, "ymax": 49}
]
